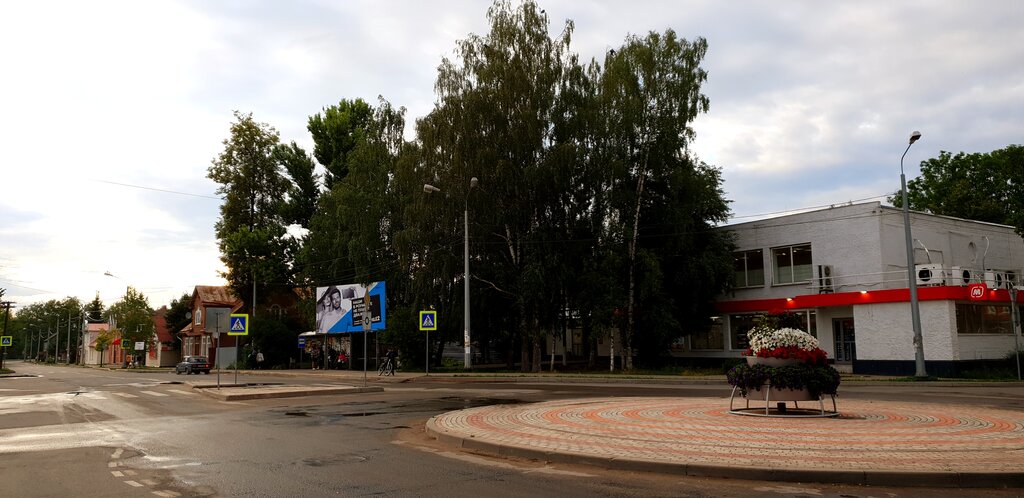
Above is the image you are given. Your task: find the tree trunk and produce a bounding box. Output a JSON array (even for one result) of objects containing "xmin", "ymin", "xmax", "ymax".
[
  {"xmin": 625, "ymin": 173, "xmax": 645, "ymax": 371},
  {"xmin": 531, "ymin": 334, "xmax": 541, "ymax": 373},
  {"xmin": 609, "ymin": 328, "xmax": 615, "ymax": 372},
  {"xmin": 520, "ymin": 320, "xmax": 530, "ymax": 373}
]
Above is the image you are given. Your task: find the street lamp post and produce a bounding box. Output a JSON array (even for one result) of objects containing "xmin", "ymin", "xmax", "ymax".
[
  {"xmin": 424, "ymin": 177, "xmax": 478, "ymax": 369},
  {"xmin": 900, "ymin": 130, "xmax": 927, "ymax": 377}
]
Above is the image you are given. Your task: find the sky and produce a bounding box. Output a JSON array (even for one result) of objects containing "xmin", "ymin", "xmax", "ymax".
[{"xmin": 1, "ymin": 0, "xmax": 1022, "ymax": 310}]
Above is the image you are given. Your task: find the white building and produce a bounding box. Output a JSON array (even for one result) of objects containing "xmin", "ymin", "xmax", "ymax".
[{"xmin": 681, "ymin": 202, "xmax": 1023, "ymax": 376}]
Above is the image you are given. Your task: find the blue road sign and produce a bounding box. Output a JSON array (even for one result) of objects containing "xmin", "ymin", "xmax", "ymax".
[
  {"xmin": 298, "ymin": 336, "xmax": 306, "ymax": 348},
  {"xmin": 0, "ymin": 336, "xmax": 11, "ymax": 347},
  {"xmin": 228, "ymin": 314, "xmax": 249, "ymax": 336},
  {"xmin": 419, "ymin": 311, "xmax": 437, "ymax": 331}
]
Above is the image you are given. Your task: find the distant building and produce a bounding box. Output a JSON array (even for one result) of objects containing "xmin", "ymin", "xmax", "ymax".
[
  {"xmin": 145, "ymin": 306, "xmax": 179, "ymax": 367},
  {"xmin": 81, "ymin": 321, "xmax": 110, "ymax": 365}
]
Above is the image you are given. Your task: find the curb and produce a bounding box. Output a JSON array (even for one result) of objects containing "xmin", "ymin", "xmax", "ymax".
[{"xmin": 424, "ymin": 417, "xmax": 1024, "ymax": 488}]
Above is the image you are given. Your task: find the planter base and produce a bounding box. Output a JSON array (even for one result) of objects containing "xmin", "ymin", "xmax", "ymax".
[{"xmin": 728, "ymin": 385, "xmax": 839, "ymax": 418}]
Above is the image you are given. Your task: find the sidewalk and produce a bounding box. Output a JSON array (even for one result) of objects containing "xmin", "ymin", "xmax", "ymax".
[{"xmin": 426, "ymin": 396, "xmax": 1024, "ymax": 488}]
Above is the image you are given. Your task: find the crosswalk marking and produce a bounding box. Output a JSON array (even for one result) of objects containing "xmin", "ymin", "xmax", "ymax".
[
  {"xmin": 113, "ymin": 392, "xmax": 138, "ymax": 398},
  {"xmin": 140, "ymin": 391, "xmax": 168, "ymax": 397},
  {"xmin": 167, "ymin": 389, "xmax": 196, "ymax": 396}
]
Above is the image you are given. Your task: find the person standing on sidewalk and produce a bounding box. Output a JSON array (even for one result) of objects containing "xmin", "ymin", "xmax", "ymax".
[{"xmin": 256, "ymin": 351, "xmax": 264, "ymax": 370}]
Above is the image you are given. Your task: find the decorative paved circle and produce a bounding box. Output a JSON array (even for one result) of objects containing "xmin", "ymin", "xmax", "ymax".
[{"xmin": 427, "ymin": 397, "xmax": 1024, "ymax": 473}]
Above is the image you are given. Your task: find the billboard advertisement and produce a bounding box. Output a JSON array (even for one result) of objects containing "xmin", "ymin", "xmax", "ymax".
[{"xmin": 315, "ymin": 281, "xmax": 387, "ymax": 334}]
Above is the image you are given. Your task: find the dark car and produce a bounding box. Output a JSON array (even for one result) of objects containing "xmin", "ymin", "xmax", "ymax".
[{"xmin": 175, "ymin": 356, "xmax": 211, "ymax": 375}]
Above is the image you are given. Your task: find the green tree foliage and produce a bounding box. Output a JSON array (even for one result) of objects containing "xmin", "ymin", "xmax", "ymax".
[
  {"xmin": 892, "ymin": 145, "xmax": 1024, "ymax": 238},
  {"xmin": 307, "ymin": 98, "xmax": 374, "ymax": 189},
  {"xmin": 259, "ymin": 0, "xmax": 734, "ymax": 370},
  {"xmin": 302, "ymin": 98, "xmax": 408, "ymax": 284},
  {"xmin": 14, "ymin": 297, "xmax": 84, "ymax": 361},
  {"xmin": 413, "ymin": 0, "xmax": 582, "ymax": 371},
  {"xmin": 404, "ymin": 1, "xmax": 733, "ymax": 370},
  {"xmin": 208, "ymin": 111, "xmax": 309, "ymax": 309},
  {"xmin": 597, "ymin": 30, "xmax": 732, "ymax": 368},
  {"xmin": 164, "ymin": 292, "xmax": 193, "ymax": 338},
  {"xmin": 85, "ymin": 292, "xmax": 104, "ymax": 322},
  {"xmin": 106, "ymin": 287, "xmax": 154, "ymax": 350},
  {"xmin": 274, "ymin": 141, "xmax": 320, "ymax": 229}
]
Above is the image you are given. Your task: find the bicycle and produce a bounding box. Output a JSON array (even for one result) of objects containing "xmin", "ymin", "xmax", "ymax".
[{"xmin": 377, "ymin": 356, "xmax": 396, "ymax": 376}]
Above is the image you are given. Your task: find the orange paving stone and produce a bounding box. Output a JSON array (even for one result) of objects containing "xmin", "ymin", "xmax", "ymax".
[{"xmin": 426, "ymin": 396, "xmax": 1024, "ymax": 480}]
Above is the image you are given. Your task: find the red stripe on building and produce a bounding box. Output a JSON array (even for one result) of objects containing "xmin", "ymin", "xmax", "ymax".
[{"xmin": 715, "ymin": 286, "xmax": 1020, "ymax": 314}]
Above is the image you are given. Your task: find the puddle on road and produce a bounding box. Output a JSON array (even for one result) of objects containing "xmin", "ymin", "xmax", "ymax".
[
  {"xmin": 269, "ymin": 397, "xmax": 527, "ymax": 428},
  {"xmin": 302, "ymin": 455, "xmax": 367, "ymax": 467},
  {"xmin": 435, "ymin": 396, "xmax": 524, "ymax": 410}
]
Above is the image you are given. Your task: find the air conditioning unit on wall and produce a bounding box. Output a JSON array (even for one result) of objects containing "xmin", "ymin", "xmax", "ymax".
[
  {"xmin": 1005, "ymin": 270, "xmax": 1018, "ymax": 288},
  {"xmin": 916, "ymin": 264, "xmax": 945, "ymax": 286},
  {"xmin": 984, "ymin": 270, "xmax": 1006, "ymax": 289},
  {"xmin": 949, "ymin": 266, "xmax": 974, "ymax": 286},
  {"xmin": 817, "ymin": 264, "xmax": 834, "ymax": 293}
]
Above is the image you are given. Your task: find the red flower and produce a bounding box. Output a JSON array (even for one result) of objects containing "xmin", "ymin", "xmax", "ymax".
[{"xmin": 756, "ymin": 346, "xmax": 829, "ymax": 365}]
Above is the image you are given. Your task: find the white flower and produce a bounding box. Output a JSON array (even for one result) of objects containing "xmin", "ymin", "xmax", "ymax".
[{"xmin": 748, "ymin": 327, "xmax": 819, "ymax": 354}]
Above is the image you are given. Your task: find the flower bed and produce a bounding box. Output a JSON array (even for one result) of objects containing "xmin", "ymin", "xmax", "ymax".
[{"xmin": 727, "ymin": 312, "xmax": 841, "ymax": 399}]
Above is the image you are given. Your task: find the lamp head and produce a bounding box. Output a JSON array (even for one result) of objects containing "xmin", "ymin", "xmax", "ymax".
[
  {"xmin": 423, "ymin": 184, "xmax": 441, "ymax": 194},
  {"xmin": 470, "ymin": 177, "xmax": 478, "ymax": 189},
  {"xmin": 909, "ymin": 131, "xmax": 921, "ymax": 144}
]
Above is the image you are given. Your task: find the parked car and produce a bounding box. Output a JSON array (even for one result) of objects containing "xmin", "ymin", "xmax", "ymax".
[{"xmin": 176, "ymin": 356, "xmax": 211, "ymax": 375}]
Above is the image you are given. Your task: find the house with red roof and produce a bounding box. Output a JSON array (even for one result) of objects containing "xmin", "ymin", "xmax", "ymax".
[{"xmin": 178, "ymin": 285, "xmax": 245, "ymax": 369}]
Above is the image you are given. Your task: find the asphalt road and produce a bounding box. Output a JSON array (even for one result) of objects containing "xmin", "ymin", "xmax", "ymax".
[{"xmin": 2, "ymin": 361, "xmax": 1022, "ymax": 498}]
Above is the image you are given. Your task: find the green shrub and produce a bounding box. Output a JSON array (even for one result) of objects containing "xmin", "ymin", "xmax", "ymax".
[{"xmin": 727, "ymin": 363, "xmax": 841, "ymax": 398}]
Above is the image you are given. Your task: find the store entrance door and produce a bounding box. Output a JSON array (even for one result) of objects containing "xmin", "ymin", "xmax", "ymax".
[{"xmin": 833, "ymin": 318, "xmax": 856, "ymax": 363}]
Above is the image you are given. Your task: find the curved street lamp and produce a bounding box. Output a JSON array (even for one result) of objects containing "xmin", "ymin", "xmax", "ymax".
[
  {"xmin": 899, "ymin": 130, "xmax": 927, "ymax": 377},
  {"xmin": 424, "ymin": 177, "xmax": 478, "ymax": 369}
]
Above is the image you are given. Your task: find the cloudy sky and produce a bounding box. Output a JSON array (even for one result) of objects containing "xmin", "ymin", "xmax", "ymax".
[{"xmin": 2, "ymin": 0, "xmax": 1022, "ymax": 309}]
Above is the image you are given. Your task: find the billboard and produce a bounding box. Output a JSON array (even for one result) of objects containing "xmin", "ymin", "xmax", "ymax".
[{"xmin": 315, "ymin": 281, "xmax": 387, "ymax": 334}]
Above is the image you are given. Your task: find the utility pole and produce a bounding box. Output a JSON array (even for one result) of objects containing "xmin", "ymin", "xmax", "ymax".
[
  {"xmin": 1009, "ymin": 278, "xmax": 1021, "ymax": 381},
  {"xmin": 1, "ymin": 300, "xmax": 13, "ymax": 370},
  {"xmin": 66, "ymin": 310, "xmax": 72, "ymax": 364}
]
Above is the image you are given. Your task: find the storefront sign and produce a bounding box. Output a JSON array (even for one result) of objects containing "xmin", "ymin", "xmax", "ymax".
[{"xmin": 968, "ymin": 283, "xmax": 987, "ymax": 301}]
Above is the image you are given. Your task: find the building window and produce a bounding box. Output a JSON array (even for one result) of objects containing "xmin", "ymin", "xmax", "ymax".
[
  {"xmin": 691, "ymin": 316, "xmax": 724, "ymax": 350},
  {"xmin": 733, "ymin": 249, "xmax": 765, "ymax": 288},
  {"xmin": 956, "ymin": 304, "xmax": 1018, "ymax": 334},
  {"xmin": 729, "ymin": 313, "xmax": 760, "ymax": 350},
  {"xmin": 772, "ymin": 244, "xmax": 813, "ymax": 285},
  {"xmin": 270, "ymin": 304, "xmax": 283, "ymax": 320},
  {"xmin": 195, "ymin": 308, "xmax": 202, "ymax": 325}
]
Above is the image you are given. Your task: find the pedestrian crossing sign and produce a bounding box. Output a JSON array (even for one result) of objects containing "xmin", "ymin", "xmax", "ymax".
[
  {"xmin": 419, "ymin": 311, "xmax": 437, "ymax": 331},
  {"xmin": 228, "ymin": 314, "xmax": 249, "ymax": 336},
  {"xmin": 0, "ymin": 336, "xmax": 11, "ymax": 347}
]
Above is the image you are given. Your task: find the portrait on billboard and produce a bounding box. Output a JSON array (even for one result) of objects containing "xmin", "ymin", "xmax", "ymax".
[{"xmin": 315, "ymin": 281, "xmax": 387, "ymax": 333}]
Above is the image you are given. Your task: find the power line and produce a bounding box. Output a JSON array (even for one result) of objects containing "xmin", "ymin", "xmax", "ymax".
[{"xmin": 89, "ymin": 179, "xmax": 223, "ymax": 200}]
